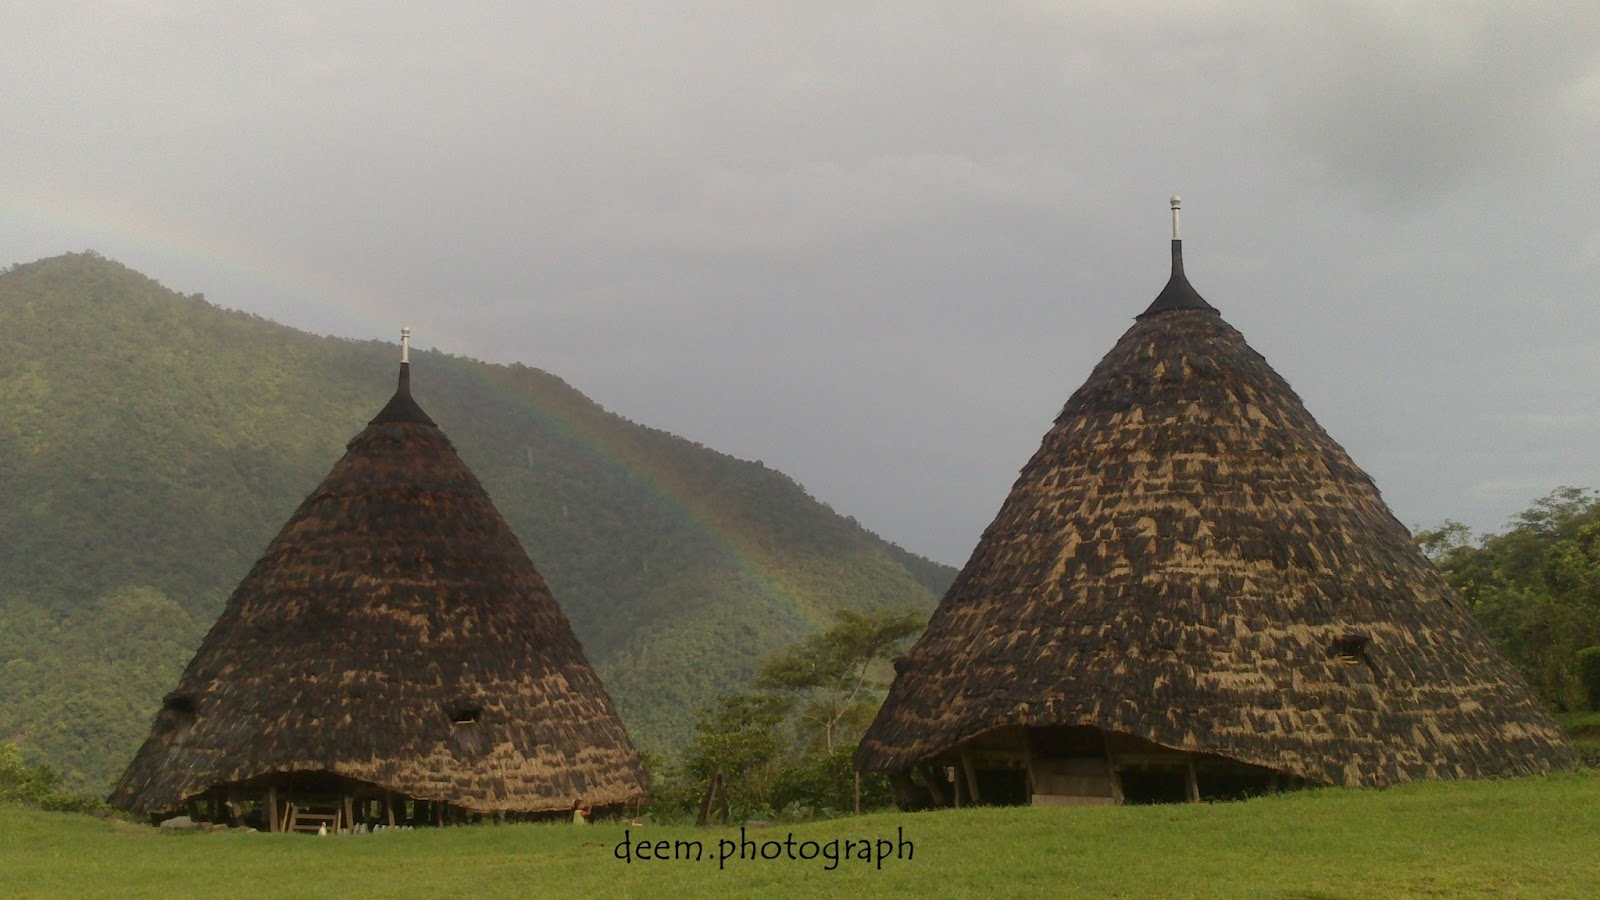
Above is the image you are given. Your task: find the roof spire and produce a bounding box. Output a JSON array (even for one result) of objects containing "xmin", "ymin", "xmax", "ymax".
[
  {"xmin": 1138, "ymin": 195, "xmax": 1216, "ymax": 318},
  {"xmin": 372, "ymin": 325, "xmax": 435, "ymax": 425}
]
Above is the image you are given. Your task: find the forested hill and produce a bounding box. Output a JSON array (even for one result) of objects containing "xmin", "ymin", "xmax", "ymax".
[{"xmin": 0, "ymin": 252, "xmax": 953, "ymax": 787}]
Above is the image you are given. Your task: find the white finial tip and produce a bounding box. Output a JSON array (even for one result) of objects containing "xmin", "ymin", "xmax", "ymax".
[
  {"xmin": 1170, "ymin": 195, "xmax": 1181, "ymax": 209},
  {"xmin": 400, "ymin": 326, "xmax": 411, "ymax": 364}
]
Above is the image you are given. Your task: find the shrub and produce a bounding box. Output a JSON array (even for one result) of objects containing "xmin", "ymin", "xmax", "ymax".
[
  {"xmin": 766, "ymin": 745, "xmax": 894, "ymax": 817},
  {"xmin": 1577, "ymin": 647, "xmax": 1600, "ymax": 712},
  {"xmin": 0, "ymin": 744, "xmax": 107, "ymax": 813}
]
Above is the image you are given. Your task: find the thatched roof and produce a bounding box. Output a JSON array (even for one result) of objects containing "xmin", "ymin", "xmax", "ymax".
[
  {"xmin": 111, "ymin": 361, "xmax": 649, "ymax": 816},
  {"xmin": 856, "ymin": 236, "xmax": 1575, "ymax": 787}
]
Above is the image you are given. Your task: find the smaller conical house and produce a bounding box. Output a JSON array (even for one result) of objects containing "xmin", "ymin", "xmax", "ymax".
[
  {"xmin": 856, "ymin": 201, "xmax": 1575, "ymax": 807},
  {"xmin": 112, "ymin": 336, "xmax": 648, "ymax": 828}
]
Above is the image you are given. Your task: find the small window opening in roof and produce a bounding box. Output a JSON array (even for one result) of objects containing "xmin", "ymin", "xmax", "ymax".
[
  {"xmin": 160, "ymin": 695, "xmax": 197, "ymax": 737},
  {"xmin": 451, "ymin": 706, "xmax": 482, "ymax": 725},
  {"xmin": 1330, "ymin": 633, "xmax": 1369, "ymax": 663}
]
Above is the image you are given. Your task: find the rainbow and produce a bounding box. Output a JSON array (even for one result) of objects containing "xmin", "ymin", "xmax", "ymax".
[
  {"xmin": 3, "ymin": 190, "xmax": 819, "ymax": 624},
  {"xmin": 3, "ymin": 187, "xmax": 388, "ymax": 343},
  {"xmin": 447, "ymin": 358, "xmax": 821, "ymax": 625}
]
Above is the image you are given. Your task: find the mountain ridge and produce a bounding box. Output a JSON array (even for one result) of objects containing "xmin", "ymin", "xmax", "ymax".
[{"xmin": 0, "ymin": 251, "xmax": 951, "ymax": 786}]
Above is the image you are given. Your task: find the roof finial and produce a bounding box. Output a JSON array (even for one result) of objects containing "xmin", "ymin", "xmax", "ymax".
[
  {"xmin": 401, "ymin": 326, "xmax": 411, "ymax": 364},
  {"xmin": 1138, "ymin": 194, "xmax": 1215, "ymax": 318}
]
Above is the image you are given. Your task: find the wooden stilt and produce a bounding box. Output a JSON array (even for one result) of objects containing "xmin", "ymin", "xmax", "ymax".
[
  {"xmin": 1021, "ymin": 729, "xmax": 1037, "ymax": 800},
  {"xmin": 888, "ymin": 771, "xmax": 918, "ymax": 810},
  {"xmin": 696, "ymin": 771, "xmax": 723, "ymax": 826},
  {"xmin": 267, "ymin": 785, "xmax": 280, "ymax": 833},
  {"xmin": 1186, "ymin": 759, "xmax": 1200, "ymax": 803},
  {"xmin": 385, "ymin": 792, "xmax": 396, "ymax": 828},
  {"xmin": 342, "ymin": 791, "xmax": 354, "ymax": 834},
  {"xmin": 1105, "ymin": 743, "xmax": 1125, "ymax": 806},
  {"xmin": 920, "ymin": 764, "xmax": 947, "ymax": 807},
  {"xmin": 960, "ymin": 750, "xmax": 982, "ymax": 806}
]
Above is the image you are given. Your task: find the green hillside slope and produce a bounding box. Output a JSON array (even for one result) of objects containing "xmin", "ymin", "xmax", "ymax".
[{"xmin": 0, "ymin": 252, "xmax": 951, "ymax": 787}]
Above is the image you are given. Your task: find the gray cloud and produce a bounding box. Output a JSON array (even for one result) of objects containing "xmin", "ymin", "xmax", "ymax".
[{"xmin": 3, "ymin": 1, "xmax": 1598, "ymax": 563}]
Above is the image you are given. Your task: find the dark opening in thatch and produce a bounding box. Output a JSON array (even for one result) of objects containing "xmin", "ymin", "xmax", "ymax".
[
  {"xmin": 856, "ymin": 219, "xmax": 1576, "ymax": 805},
  {"xmin": 110, "ymin": 357, "xmax": 649, "ymax": 825},
  {"xmin": 1330, "ymin": 633, "xmax": 1370, "ymax": 663}
]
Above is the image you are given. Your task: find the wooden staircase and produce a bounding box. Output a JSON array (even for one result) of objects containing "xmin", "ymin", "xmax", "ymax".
[{"xmin": 285, "ymin": 797, "xmax": 343, "ymax": 834}]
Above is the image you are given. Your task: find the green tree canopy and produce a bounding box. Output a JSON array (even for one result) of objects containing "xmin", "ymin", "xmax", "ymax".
[
  {"xmin": 1424, "ymin": 487, "xmax": 1600, "ymax": 711},
  {"xmin": 754, "ymin": 607, "xmax": 925, "ymax": 754}
]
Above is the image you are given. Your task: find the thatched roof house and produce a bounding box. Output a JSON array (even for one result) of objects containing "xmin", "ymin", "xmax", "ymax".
[
  {"xmin": 856, "ymin": 202, "xmax": 1575, "ymax": 807},
  {"xmin": 111, "ymin": 339, "xmax": 648, "ymax": 829}
]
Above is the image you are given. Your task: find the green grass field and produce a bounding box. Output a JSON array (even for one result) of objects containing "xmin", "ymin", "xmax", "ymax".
[{"xmin": 4, "ymin": 772, "xmax": 1598, "ymax": 898}]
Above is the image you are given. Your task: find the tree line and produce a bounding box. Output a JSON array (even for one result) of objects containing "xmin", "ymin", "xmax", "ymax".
[{"xmin": 1418, "ymin": 486, "xmax": 1600, "ymax": 714}]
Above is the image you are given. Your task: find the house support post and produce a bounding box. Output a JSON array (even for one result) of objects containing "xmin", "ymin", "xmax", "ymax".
[
  {"xmin": 1104, "ymin": 743, "xmax": 1125, "ymax": 805},
  {"xmin": 919, "ymin": 764, "xmax": 947, "ymax": 808},
  {"xmin": 1021, "ymin": 729, "xmax": 1037, "ymax": 800},
  {"xmin": 960, "ymin": 749, "xmax": 982, "ymax": 806}
]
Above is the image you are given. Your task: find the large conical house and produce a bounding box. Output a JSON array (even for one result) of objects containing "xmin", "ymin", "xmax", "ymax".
[
  {"xmin": 111, "ymin": 335, "xmax": 649, "ymax": 829},
  {"xmin": 856, "ymin": 201, "xmax": 1575, "ymax": 807}
]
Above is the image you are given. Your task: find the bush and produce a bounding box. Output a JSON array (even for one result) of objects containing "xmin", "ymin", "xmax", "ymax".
[
  {"xmin": 1576, "ymin": 742, "xmax": 1600, "ymax": 770},
  {"xmin": 640, "ymin": 743, "xmax": 895, "ymax": 824},
  {"xmin": 0, "ymin": 744, "xmax": 106, "ymax": 813},
  {"xmin": 766, "ymin": 745, "xmax": 894, "ymax": 817},
  {"xmin": 1577, "ymin": 647, "xmax": 1600, "ymax": 712}
]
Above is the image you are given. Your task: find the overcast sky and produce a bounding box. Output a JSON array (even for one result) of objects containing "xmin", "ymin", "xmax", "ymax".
[{"xmin": 3, "ymin": 2, "xmax": 1597, "ymax": 565}]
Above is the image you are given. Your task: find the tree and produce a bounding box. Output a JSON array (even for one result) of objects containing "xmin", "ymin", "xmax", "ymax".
[
  {"xmin": 754, "ymin": 607, "xmax": 924, "ymax": 754},
  {"xmin": 1577, "ymin": 647, "xmax": 1600, "ymax": 713},
  {"xmin": 0, "ymin": 743, "xmax": 103, "ymax": 812},
  {"xmin": 1415, "ymin": 520, "xmax": 1474, "ymax": 563},
  {"xmin": 1428, "ymin": 487, "xmax": 1600, "ymax": 710},
  {"xmin": 679, "ymin": 692, "xmax": 791, "ymax": 818}
]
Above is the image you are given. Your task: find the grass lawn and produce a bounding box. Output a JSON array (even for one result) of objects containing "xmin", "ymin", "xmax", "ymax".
[{"xmin": 3, "ymin": 771, "xmax": 1598, "ymax": 898}]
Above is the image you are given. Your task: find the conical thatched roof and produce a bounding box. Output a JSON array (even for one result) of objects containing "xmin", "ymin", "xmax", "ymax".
[
  {"xmin": 857, "ymin": 227, "xmax": 1575, "ymax": 788},
  {"xmin": 111, "ymin": 359, "xmax": 649, "ymax": 817}
]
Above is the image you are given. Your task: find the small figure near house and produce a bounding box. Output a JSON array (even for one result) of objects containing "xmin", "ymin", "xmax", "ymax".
[{"xmin": 571, "ymin": 799, "xmax": 592, "ymax": 824}]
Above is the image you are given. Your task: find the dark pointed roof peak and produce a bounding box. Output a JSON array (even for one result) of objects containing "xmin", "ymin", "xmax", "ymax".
[
  {"xmin": 1138, "ymin": 195, "xmax": 1217, "ymax": 318},
  {"xmin": 371, "ymin": 326, "xmax": 436, "ymax": 426}
]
